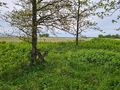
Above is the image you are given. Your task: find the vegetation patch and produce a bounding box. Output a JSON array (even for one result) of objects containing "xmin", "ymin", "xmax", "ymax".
[{"xmin": 0, "ymin": 38, "xmax": 120, "ymax": 90}]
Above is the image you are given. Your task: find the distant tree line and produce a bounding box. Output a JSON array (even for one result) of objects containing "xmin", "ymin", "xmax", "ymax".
[
  {"xmin": 98, "ymin": 34, "xmax": 120, "ymax": 39},
  {"xmin": 39, "ymin": 34, "xmax": 49, "ymax": 37}
]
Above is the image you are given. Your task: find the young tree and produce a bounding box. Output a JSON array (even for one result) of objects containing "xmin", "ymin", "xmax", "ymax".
[
  {"xmin": 62, "ymin": 0, "xmax": 101, "ymax": 46},
  {"xmin": 5, "ymin": 0, "xmax": 71, "ymax": 65}
]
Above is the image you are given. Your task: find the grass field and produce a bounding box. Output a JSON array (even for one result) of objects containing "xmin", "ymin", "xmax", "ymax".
[
  {"xmin": 0, "ymin": 38, "xmax": 120, "ymax": 90},
  {"xmin": 0, "ymin": 37, "xmax": 92, "ymax": 42}
]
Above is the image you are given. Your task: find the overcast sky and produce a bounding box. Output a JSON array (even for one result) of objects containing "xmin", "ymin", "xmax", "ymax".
[{"xmin": 0, "ymin": 0, "xmax": 120, "ymax": 37}]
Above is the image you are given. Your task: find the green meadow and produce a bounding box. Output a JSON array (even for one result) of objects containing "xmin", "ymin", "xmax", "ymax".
[{"xmin": 0, "ymin": 38, "xmax": 120, "ymax": 90}]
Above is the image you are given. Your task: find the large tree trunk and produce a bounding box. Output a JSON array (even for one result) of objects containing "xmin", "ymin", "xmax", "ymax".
[
  {"xmin": 76, "ymin": 1, "xmax": 80, "ymax": 46},
  {"xmin": 31, "ymin": 0, "xmax": 37, "ymax": 65}
]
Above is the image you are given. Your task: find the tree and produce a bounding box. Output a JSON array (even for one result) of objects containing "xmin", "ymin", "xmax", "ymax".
[
  {"xmin": 39, "ymin": 33, "xmax": 49, "ymax": 37},
  {"xmin": 97, "ymin": 0, "xmax": 120, "ymax": 29},
  {"xmin": 0, "ymin": 2, "xmax": 6, "ymax": 6},
  {"xmin": 31, "ymin": 0, "xmax": 37, "ymax": 65},
  {"xmin": 98, "ymin": 34, "xmax": 120, "ymax": 39},
  {"xmin": 62, "ymin": 0, "xmax": 102, "ymax": 46},
  {"xmin": 5, "ymin": 0, "xmax": 71, "ymax": 65},
  {"xmin": 98, "ymin": 34, "xmax": 104, "ymax": 38}
]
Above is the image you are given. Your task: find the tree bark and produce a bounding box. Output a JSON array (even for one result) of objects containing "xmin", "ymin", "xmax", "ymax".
[
  {"xmin": 31, "ymin": 0, "xmax": 37, "ymax": 65},
  {"xmin": 76, "ymin": 0, "xmax": 80, "ymax": 46}
]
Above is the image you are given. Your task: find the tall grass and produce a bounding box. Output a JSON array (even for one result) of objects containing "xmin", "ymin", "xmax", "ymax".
[{"xmin": 0, "ymin": 38, "xmax": 120, "ymax": 90}]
